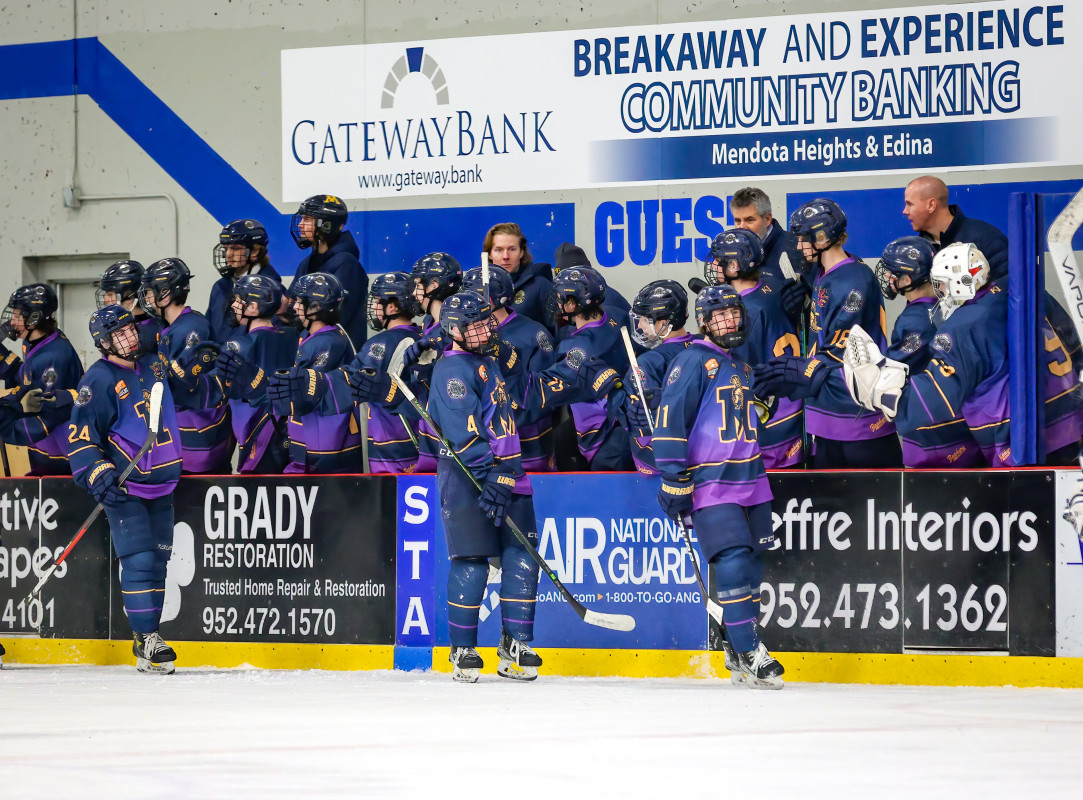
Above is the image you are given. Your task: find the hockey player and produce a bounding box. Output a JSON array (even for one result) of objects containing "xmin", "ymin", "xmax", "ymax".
[
  {"xmin": 525, "ymin": 267, "xmax": 630, "ymax": 470},
  {"xmin": 267, "ymin": 272, "xmax": 363, "ymax": 473},
  {"xmin": 652, "ymin": 284, "xmax": 783, "ymax": 689},
  {"xmin": 207, "ymin": 219, "xmax": 282, "ymax": 343},
  {"xmin": 425, "ymin": 290, "xmax": 542, "ymax": 682},
  {"xmin": 874, "ymin": 237, "xmax": 983, "ymax": 467},
  {"xmin": 316, "ymin": 271, "xmax": 423, "ymax": 474},
  {"xmin": 141, "ymin": 258, "xmax": 234, "ymax": 474},
  {"xmin": 96, "ymin": 260, "xmax": 161, "ymax": 356},
  {"xmin": 707, "ymin": 229, "xmax": 804, "ymax": 469},
  {"xmin": 755, "ymin": 199, "xmax": 901, "ymax": 468},
  {"xmin": 0, "ymin": 283, "xmax": 84, "ymax": 475},
  {"xmin": 553, "ymin": 242, "xmax": 631, "ymax": 314},
  {"xmin": 205, "ymin": 274, "xmax": 298, "ymax": 473},
  {"xmin": 291, "ymin": 194, "xmax": 369, "ymax": 348},
  {"xmin": 68, "ymin": 305, "xmax": 183, "ymax": 673},
  {"xmin": 621, "ymin": 279, "xmax": 696, "ymax": 475},
  {"xmin": 461, "ymin": 264, "xmax": 558, "ymax": 471},
  {"xmin": 844, "ymin": 243, "xmax": 1014, "ymax": 466},
  {"xmin": 403, "ymin": 252, "xmax": 464, "ymax": 471},
  {"xmin": 485, "ymin": 222, "xmax": 554, "ymax": 329}
]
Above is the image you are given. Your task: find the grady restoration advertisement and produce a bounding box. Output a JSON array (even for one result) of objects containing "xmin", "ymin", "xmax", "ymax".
[{"xmin": 282, "ymin": 2, "xmax": 1078, "ymax": 200}]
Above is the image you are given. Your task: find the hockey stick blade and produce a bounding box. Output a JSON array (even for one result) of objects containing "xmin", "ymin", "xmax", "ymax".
[
  {"xmin": 147, "ymin": 381, "xmax": 164, "ymax": 434},
  {"xmin": 1048, "ymin": 187, "xmax": 1083, "ymax": 344},
  {"xmin": 387, "ymin": 337, "xmax": 414, "ymax": 380},
  {"xmin": 581, "ymin": 608, "xmax": 637, "ymax": 632},
  {"xmin": 779, "ymin": 251, "xmax": 798, "ymax": 282}
]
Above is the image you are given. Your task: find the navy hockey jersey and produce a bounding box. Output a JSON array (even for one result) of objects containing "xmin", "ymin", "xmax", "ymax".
[
  {"xmin": 159, "ymin": 307, "xmax": 234, "ymax": 472},
  {"xmin": 285, "ymin": 324, "xmax": 362, "ymax": 473},
  {"xmin": 653, "ymin": 340, "xmax": 773, "ymax": 511},
  {"xmin": 895, "ymin": 287, "xmax": 1013, "ymax": 466},
  {"xmin": 426, "ymin": 348, "xmax": 531, "ymax": 493},
  {"xmin": 731, "ymin": 282, "xmax": 804, "ymax": 468},
  {"xmin": 68, "ymin": 354, "xmax": 183, "ymax": 499}
]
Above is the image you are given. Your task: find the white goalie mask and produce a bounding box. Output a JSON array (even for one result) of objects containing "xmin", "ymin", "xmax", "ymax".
[{"xmin": 930, "ymin": 242, "xmax": 990, "ymax": 320}]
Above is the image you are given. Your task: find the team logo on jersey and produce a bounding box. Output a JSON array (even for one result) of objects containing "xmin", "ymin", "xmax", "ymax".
[
  {"xmin": 478, "ymin": 363, "xmax": 488, "ymax": 381},
  {"xmin": 368, "ymin": 342, "xmax": 386, "ymax": 360},
  {"xmin": 729, "ymin": 375, "xmax": 744, "ymax": 408},
  {"xmin": 75, "ymin": 386, "xmax": 92, "ymax": 407},
  {"xmin": 666, "ymin": 365, "xmax": 681, "ymax": 385},
  {"xmin": 816, "ymin": 288, "xmax": 829, "ymax": 308},
  {"xmin": 114, "ymin": 380, "xmax": 129, "ymax": 399},
  {"xmin": 843, "ymin": 290, "xmax": 863, "ymax": 313},
  {"xmin": 514, "ymin": 290, "xmax": 526, "ymax": 305},
  {"xmin": 185, "ymin": 331, "xmax": 200, "ymax": 348},
  {"xmin": 704, "ymin": 358, "xmax": 719, "ymax": 379},
  {"xmin": 446, "ymin": 378, "xmax": 467, "ymax": 399},
  {"xmin": 42, "ymin": 367, "xmax": 58, "ymax": 388},
  {"xmin": 536, "ymin": 330, "xmax": 553, "ymax": 353},
  {"xmin": 566, "ymin": 347, "xmax": 587, "ymax": 370},
  {"xmin": 932, "ymin": 333, "xmax": 953, "ymax": 353},
  {"xmin": 900, "ymin": 333, "xmax": 923, "ymax": 354},
  {"xmin": 151, "ymin": 357, "xmax": 167, "ymax": 381},
  {"xmin": 313, "ymin": 351, "xmax": 330, "ymax": 368}
]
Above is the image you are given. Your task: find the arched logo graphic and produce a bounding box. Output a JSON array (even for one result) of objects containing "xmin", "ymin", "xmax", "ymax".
[{"xmin": 381, "ymin": 47, "xmax": 449, "ymax": 109}]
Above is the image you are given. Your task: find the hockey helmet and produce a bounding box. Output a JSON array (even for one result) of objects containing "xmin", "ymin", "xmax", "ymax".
[
  {"xmin": 930, "ymin": 242, "xmax": 990, "ymax": 320},
  {"xmin": 696, "ymin": 284, "xmax": 748, "ymax": 349},
  {"xmin": 876, "ymin": 236, "xmax": 937, "ymax": 300},
  {"xmin": 630, "ymin": 280, "xmax": 688, "ymax": 349},
  {"xmin": 706, "ymin": 228, "xmax": 766, "ymax": 285},
  {"xmin": 290, "ymin": 195, "xmax": 348, "ymax": 250}
]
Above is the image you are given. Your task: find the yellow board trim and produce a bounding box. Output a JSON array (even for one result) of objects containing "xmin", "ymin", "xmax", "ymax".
[
  {"xmin": 4, "ymin": 638, "xmax": 393, "ymax": 671},
  {"xmin": 6, "ymin": 640, "xmax": 1083, "ymax": 688}
]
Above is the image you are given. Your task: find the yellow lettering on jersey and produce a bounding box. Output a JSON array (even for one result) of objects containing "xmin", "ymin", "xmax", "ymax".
[
  {"xmin": 67, "ymin": 424, "xmax": 91, "ymax": 444},
  {"xmin": 1045, "ymin": 330, "xmax": 1073, "ymax": 377},
  {"xmin": 466, "ymin": 415, "xmax": 479, "ymax": 435},
  {"xmin": 772, "ymin": 332, "xmax": 801, "ymax": 359}
]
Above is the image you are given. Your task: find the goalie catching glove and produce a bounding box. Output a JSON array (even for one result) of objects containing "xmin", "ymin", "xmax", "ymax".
[{"xmin": 842, "ymin": 324, "xmax": 908, "ymax": 420}]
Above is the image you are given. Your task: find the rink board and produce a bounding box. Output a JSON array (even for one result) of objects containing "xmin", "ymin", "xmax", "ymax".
[{"xmin": 2, "ymin": 469, "xmax": 1083, "ymax": 687}]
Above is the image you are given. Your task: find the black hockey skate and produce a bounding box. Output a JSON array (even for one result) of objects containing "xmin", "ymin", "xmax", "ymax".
[
  {"xmin": 0, "ymin": 640, "xmax": 6, "ymax": 669},
  {"xmin": 450, "ymin": 646, "xmax": 483, "ymax": 683},
  {"xmin": 737, "ymin": 643, "xmax": 784, "ymax": 690},
  {"xmin": 496, "ymin": 630, "xmax": 542, "ymax": 682},
  {"xmin": 133, "ymin": 631, "xmax": 177, "ymax": 675}
]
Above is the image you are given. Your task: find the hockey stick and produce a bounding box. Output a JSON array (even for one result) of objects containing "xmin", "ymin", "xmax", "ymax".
[
  {"xmin": 620, "ymin": 327, "xmax": 726, "ymax": 626},
  {"xmin": 389, "ymin": 371, "xmax": 635, "ymax": 632},
  {"xmin": 1046, "ymin": 186, "xmax": 1083, "ymax": 540},
  {"xmin": 26, "ymin": 381, "xmax": 165, "ymax": 603},
  {"xmin": 386, "ymin": 336, "xmax": 420, "ymax": 448}
]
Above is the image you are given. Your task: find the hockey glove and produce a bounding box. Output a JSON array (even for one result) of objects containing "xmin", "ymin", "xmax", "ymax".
[
  {"xmin": 574, "ymin": 357, "xmax": 621, "ymax": 399},
  {"xmin": 478, "ymin": 467, "xmax": 517, "ymax": 527},
  {"xmin": 624, "ymin": 390, "xmax": 655, "ymax": 436},
  {"xmin": 88, "ymin": 467, "xmax": 128, "ymax": 508},
  {"xmin": 349, "ymin": 367, "xmax": 395, "ymax": 405},
  {"xmin": 780, "ymin": 279, "xmax": 811, "ymax": 325},
  {"xmin": 753, "ymin": 356, "xmax": 830, "ymax": 400},
  {"xmin": 40, "ymin": 388, "xmax": 75, "ymax": 412},
  {"xmin": 657, "ymin": 473, "xmax": 694, "ymax": 523},
  {"xmin": 751, "ymin": 393, "xmax": 778, "ymax": 424},
  {"xmin": 170, "ymin": 343, "xmax": 221, "ymax": 389},
  {"xmin": 268, "ymin": 367, "xmax": 327, "ymax": 417},
  {"xmin": 215, "ymin": 349, "xmax": 261, "ymax": 395},
  {"xmin": 17, "ymin": 388, "xmax": 44, "ymax": 415}
]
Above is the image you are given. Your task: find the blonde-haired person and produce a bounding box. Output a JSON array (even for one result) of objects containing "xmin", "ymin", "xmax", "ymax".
[{"xmin": 483, "ymin": 222, "xmax": 554, "ymax": 330}]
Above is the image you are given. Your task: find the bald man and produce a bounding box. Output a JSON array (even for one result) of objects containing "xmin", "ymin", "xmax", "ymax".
[{"xmin": 902, "ymin": 175, "xmax": 1008, "ymax": 284}]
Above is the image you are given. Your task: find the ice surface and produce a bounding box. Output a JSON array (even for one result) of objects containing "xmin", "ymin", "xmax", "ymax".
[{"xmin": 1, "ymin": 665, "xmax": 1081, "ymax": 798}]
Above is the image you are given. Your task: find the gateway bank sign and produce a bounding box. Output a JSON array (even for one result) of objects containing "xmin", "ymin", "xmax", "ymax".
[{"xmin": 281, "ymin": 40, "xmax": 564, "ymax": 201}]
